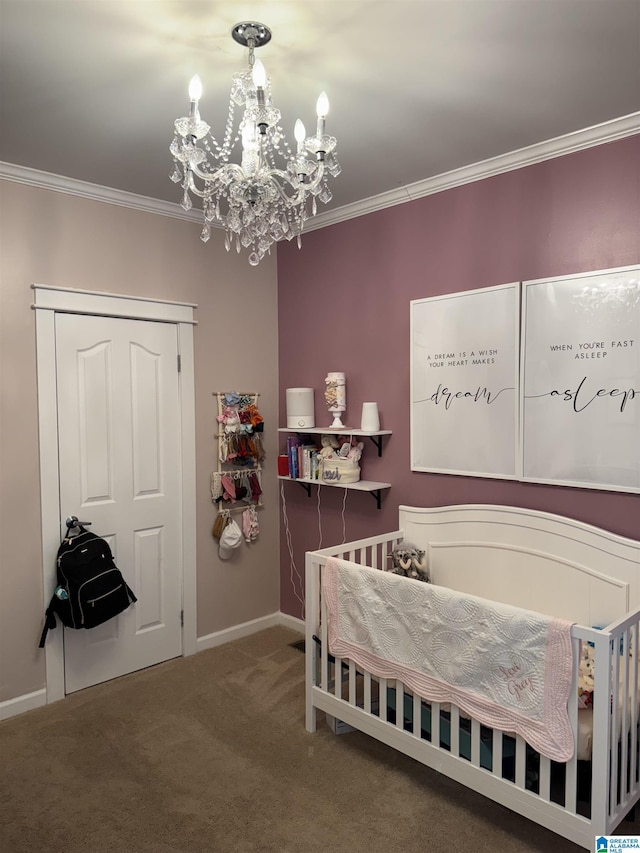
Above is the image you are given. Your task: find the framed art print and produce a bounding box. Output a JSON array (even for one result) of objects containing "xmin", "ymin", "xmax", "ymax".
[
  {"xmin": 411, "ymin": 283, "xmax": 519, "ymax": 478},
  {"xmin": 521, "ymin": 266, "xmax": 640, "ymax": 493}
]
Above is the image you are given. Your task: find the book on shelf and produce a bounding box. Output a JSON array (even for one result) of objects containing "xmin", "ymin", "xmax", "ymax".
[
  {"xmin": 286, "ymin": 435, "xmax": 300, "ymax": 478},
  {"xmin": 286, "ymin": 435, "xmax": 320, "ymax": 479}
]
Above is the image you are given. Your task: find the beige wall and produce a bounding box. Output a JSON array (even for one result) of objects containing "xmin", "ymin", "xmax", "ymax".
[{"xmin": 0, "ymin": 181, "xmax": 280, "ymax": 704}]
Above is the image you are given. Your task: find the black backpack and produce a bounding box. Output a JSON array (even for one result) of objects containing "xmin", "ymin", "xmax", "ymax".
[{"xmin": 39, "ymin": 527, "xmax": 137, "ymax": 648}]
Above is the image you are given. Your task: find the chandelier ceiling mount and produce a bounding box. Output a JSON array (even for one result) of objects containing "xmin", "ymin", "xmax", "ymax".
[{"xmin": 231, "ymin": 22, "xmax": 272, "ymax": 49}]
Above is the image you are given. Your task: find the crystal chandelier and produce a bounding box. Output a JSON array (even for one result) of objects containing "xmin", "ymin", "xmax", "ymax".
[{"xmin": 170, "ymin": 22, "xmax": 340, "ymax": 266}]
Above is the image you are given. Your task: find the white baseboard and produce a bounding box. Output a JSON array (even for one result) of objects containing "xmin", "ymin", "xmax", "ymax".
[
  {"xmin": 0, "ymin": 688, "xmax": 47, "ymax": 721},
  {"xmin": 3, "ymin": 614, "xmax": 305, "ymax": 721},
  {"xmin": 196, "ymin": 611, "xmax": 304, "ymax": 652},
  {"xmin": 277, "ymin": 612, "xmax": 305, "ymax": 634}
]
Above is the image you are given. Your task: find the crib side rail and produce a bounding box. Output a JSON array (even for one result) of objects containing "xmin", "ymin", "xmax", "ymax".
[
  {"xmin": 589, "ymin": 609, "xmax": 640, "ymax": 835},
  {"xmin": 305, "ymin": 530, "xmax": 404, "ymax": 733},
  {"xmin": 306, "ymin": 529, "xmax": 405, "ymax": 562}
]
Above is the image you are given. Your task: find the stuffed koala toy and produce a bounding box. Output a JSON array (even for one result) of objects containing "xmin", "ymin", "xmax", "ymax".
[{"xmin": 387, "ymin": 541, "xmax": 430, "ymax": 583}]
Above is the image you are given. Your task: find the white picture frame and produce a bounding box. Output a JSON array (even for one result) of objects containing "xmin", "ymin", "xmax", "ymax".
[
  {"xmin": 520, "ymin": 265, "xmax": 640, "ymax": 493},
  {"xmin": 410, "ymin": 283, "xmax": 520, "ymax": 478}
]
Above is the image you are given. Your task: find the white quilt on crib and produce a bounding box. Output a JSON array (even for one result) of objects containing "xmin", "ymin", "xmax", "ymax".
[{"xmin": 323, "ymin": 557, "xmax": 575, "ymax": 762}]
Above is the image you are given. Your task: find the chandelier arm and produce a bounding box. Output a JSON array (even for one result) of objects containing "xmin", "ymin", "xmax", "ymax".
[
  {"xmin": 257, "ymin": 164, "xmax": 326, "ymax": 205},
  {"xmin": 184, "ymin": 181, "xmax": 206, "ymax": 199},
  {"xmin": 261, "ymin": 168, "xmax": 301, "ymax": 201},
  {"xmin": 269, "ymin": 162, "xmax": 326, "ymax": 206},
  {"xmin": 190, "ymin": 162, "xmax": 245, "ymax": 185}
]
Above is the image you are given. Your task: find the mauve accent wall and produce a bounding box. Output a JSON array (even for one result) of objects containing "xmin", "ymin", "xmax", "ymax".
[{"xmin": 277, "ymin": 135, "xmax": 640, "ymax": 618}]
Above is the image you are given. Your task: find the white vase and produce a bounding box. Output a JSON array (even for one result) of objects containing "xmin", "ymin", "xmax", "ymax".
[{"xmin": 360, "ymin": 402, "xmax": 380, "ymax": 432}]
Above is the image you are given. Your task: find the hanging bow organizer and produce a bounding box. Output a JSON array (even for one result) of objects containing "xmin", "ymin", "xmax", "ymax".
[{"xmin": 210, "ymin": 391, "xmax": 264, "ymax": 515}]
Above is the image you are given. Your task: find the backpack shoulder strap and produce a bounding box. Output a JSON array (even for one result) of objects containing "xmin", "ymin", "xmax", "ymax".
[{"xmin": 38, "ymin": 599, "xmax": 58, "ymax": 648}]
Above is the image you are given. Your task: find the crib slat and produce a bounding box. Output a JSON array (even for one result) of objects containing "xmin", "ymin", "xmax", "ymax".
[
  {"xmin": 321, "ymin": 587, "xmax": 329, "ymax": 692},
  {"xmin": 562, "ymin": 636, "xmax": 580, "ymax": 814},
  {"xmin": 413, "ymin": 693, "xmax": 421, "ymax": 739},
  {"xmin": 565, "ymin": 754, "xmax": 578, "ymax": 814},
  {"xmin": 611, "ymin": 641, "xmax": 621, "ymax": 815},
  {"xmin": 432, "ymin": 701, "xmax": 440, "ymax": 747},
  {"xmin": 379, "ymin": 678, "xmax": 388, "ymax": 722},
  {"xmin": 470, "ymin": 719, "xmax": 481, "ymax": 767},
  {"xmin": 364, "ymin": 671, "xmax": 372, "ymax": 714},
  {"xmin": 539, "ymin": 756, "xmax": 551, "ymax": 801},
  {"xmin": 493, "ymin": 731, "xmax": 503, "ymax": 780},
  {"xmin": 620, "ymin": 630, "xmax": 630, "ymax": 801},
  {"xmin": 348, "ymin": 660, "xmax": 356, "ymax": 706},
  {"xmin": 337, "ymin": 659, "xmax": 343, "ymax": 699},
  {"xmin": 450, "ymin": 706, "xmax": 460, "ymax": 756},
  {"xmin": 514, "ymin": 736, "xmax": 526, "ymax": 789},
  {"xmin": 396, "ymin": 681, "xmax": 405, "ymax": 730},
  {"xmin": 305, "ymin": 556, "xmax": 320, "ymax": 733},
  {"xmin": 630, "ymin": 622, "xmax": 639, "ymax": 797}
]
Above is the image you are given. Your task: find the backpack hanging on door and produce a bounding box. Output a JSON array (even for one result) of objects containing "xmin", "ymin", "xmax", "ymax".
[{"xmin": 39, "ymin": 526, "xmax": 137, "ymax": 648}]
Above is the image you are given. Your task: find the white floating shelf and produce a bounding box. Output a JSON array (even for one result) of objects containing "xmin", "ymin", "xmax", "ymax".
[
  {"xmin": 278, "ymin": 428, "xmax": 392, "ymax": 437},
  {"xmin": 278, "ymin": 476, "xmax": 390, "ymax": 508}
]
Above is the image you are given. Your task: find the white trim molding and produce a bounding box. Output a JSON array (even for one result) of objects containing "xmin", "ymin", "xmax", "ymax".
[
  {"xmin": 196, "ymin": 612, "xmax": 304, "ymax": 653},
  {"xmin": 0, "ymin": 689, "xmax": 47, "ymax": 721},
  {"xmin": 0, "ymin": 161, "xmax": 202, "ymax": 223},
  {"xmin": 278, "ymin": 612, "xmax": 305, "ymax": 634},
  {"xmin": 2, "ymin": 113, "xmax": 638, "ymax": 233},
  {"xmin": 304, "ymin": 112, "xmax": 640, "ymax": 231},
  {"xmin": 31, "ymin": 284, "xmax": 197, "ymax": 325}
]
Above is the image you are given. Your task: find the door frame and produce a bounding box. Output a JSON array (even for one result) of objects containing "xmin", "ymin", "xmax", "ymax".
[{"xmin": 33, "ymin": 284, "xmax": 198, "ymax": 704}]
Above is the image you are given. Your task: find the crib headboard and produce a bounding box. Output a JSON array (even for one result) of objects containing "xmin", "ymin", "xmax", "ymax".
[{"xmin": 398, "ymin": 505, "xmax": 640, "ymax": 627}]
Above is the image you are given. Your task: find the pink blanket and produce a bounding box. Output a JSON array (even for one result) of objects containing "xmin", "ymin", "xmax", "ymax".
[{"xmin": 323, "ymin": 557, "xmax": 575, "ymax": 762}]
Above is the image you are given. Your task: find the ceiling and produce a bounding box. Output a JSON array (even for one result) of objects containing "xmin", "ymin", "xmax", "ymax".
[{"xmin": 1, "ymin": 0, "xmax": 639, "ymax": 224}]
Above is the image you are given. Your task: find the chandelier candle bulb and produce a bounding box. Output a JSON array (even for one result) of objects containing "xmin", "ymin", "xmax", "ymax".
[
  {"xmin": 252, "ymin": 59, "xmax": 267, "ymax": 111},
  {"xmin": 316, "ymin": 91, "xmax": 329, "ymax": 137},
  {"xmin": 189, "ymin": 75, "xmax": 202, "ymax": 102},
  {"xmin": 188, "ymin": 76, "xmax": 202, "ymax": 118},
  {"xmin": 252, "ymin": 58, "xmax": 267, "ymax": 89},
  {"xmin": 294, "ymin": 120, "xmax": 306, "ymax": 154}
]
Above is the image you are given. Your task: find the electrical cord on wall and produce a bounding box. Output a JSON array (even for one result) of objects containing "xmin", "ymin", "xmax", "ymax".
[
  {"xmin": 341, "ymin": 487, "xmax": 348, "ymax": 544},
  {"xmin": 316, "ymin": 485, "xmax": 347, "ymax": 547},
  {"xmin": 280, "ymin": 481, "xmax": 305, "ymax": 616},
  {"xmin": 280, "ymin": 481, "xmax": 349, "ymax": 620}
]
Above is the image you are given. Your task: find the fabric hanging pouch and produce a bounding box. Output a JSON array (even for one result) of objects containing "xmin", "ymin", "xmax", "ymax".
[{"xmin": 212, "ymin": 513, "xmax": 228, "ymax": 540}]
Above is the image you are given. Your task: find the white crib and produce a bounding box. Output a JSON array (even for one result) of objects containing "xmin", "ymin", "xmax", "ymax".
[{"xmin": 305, "ymin": 505, "xmax": 640, "ymax": 850}]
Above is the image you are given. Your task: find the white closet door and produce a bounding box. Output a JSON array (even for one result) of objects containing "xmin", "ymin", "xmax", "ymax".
[{"xmin": 55, "ymin": 313, "xmax": 183, "ymax": 694}]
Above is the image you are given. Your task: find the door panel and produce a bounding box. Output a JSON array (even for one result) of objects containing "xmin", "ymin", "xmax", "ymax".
[{"xmin": 55, "ymin": 313, "xmax": 183, "ymax": 693}]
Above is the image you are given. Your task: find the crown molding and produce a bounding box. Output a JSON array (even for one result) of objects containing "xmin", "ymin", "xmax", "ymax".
[
  {"xmin": 1, "ymin": 112, "xmax": 638, "ymax": 232},
  {"xmin": 0, "ymin": 161, "xmax": 202, "ymax": 224},
  {"xmin": 303, "ymin": 111, "xmax": 640, "ymax": 232}
]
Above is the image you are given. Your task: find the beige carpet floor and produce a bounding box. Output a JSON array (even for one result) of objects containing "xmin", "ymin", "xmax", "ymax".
[{"xmin": 1, "ymin": 626, "xmax": 637, "ymax": 852}]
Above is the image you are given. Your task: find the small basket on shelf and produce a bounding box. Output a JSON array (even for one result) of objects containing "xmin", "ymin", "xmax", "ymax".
[{"xmin": 320, "ymin": 456, "xmax": 361, "ymax": 485}]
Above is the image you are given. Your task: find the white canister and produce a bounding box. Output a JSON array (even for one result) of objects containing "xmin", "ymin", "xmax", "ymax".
[
  {"xmin": 286, "ymin": 387, "xmax": 315, "ymax": 429},
  {"xmin": 360, "ymin": 402, "xmax": 380, "ymax": 432}
]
